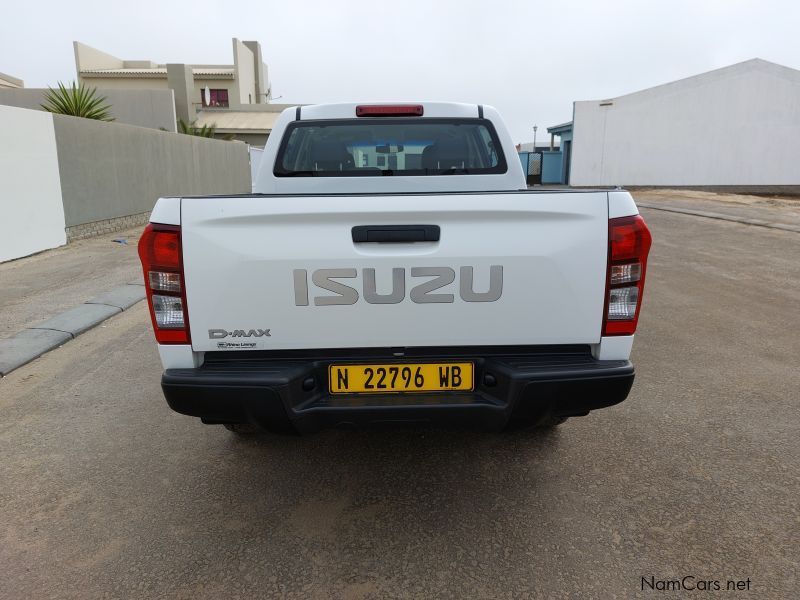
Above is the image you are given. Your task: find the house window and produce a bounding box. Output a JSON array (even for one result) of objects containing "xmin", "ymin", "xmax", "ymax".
[{"xmin": 201, "ymin": 89, "xmax": 229, "ymax": 108}]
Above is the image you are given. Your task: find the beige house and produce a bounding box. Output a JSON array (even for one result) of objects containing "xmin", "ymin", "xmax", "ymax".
[
  {"xmin": 0, "ymin": 72, "xmax": 24, "ymax": 89},
  {"xmin": 74, "ymin": 39, "xmax": 291, "ymax": 145}
]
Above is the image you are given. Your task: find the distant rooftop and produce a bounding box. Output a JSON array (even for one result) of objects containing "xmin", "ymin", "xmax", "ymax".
[
  {"xmin": 73, "ymin": 40, "xmax": 259, "ymax": 83},
  {"xmin": 0, "ymin": 72, "xmax": 24, "ymax": 89},
  {"xmin": 547, "ymin": 121, "xmax": 573, "ymax": 135},
  {"xmin": 80, "ymin": 68, "xmax": 234, "ymax": 79},
  {"xmin": 195, "ymin": 110, "xmax": 281, "ymax": 134},
  {"xmin": 583, "ymin": 58, "xmax": 799, "ymax": 104}
]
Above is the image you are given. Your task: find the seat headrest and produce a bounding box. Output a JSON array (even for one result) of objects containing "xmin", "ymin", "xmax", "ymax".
[
  {"xmin": 422, "ymin": 137, "xmax": 469, "ymax": 170},
  {"xmin": 311, "ymin": 139, "xmax": 351, "ymax": 161},
  {"xmin": 310, "ymin": 139, "xmax": 354, "ymax": 170}
]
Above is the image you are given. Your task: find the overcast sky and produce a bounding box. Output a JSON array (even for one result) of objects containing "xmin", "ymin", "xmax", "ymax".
[{"xmin": 3, "ymin": 0, "xmax": 799, "ymax": 142}]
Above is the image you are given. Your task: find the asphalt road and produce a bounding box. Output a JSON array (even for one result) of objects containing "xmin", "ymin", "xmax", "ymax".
[{"xmin": 1, "ymin": 207, "xmax": 798, "ymax": 599}]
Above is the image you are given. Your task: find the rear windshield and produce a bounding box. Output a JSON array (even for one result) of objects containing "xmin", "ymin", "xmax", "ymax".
[{"xmin": 274, "ymin": 118, "xmax": 507, "ymax": 177}]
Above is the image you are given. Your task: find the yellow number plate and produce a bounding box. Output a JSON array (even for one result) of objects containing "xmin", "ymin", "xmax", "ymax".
[{"xmin": 329, "ymin": 362, "xmax": 474, "ymax": 394}]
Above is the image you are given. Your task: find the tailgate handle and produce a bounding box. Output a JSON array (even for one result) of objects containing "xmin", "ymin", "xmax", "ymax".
[{"xmin": 352, "ymin": 225, "xmax": 440, "ymax": 243}]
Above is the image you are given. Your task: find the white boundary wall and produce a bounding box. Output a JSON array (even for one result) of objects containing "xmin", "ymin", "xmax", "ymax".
[
  {"xmin": 249, "ymin": 146, "xmax": 264, "ymax": 191},
  {"xmin": 0, "ymin": 105, "xmax": 66, "ymax": 262},
  {"xmin": 569, "ymin": 59, "xmax": 800, "ymax": 187}
]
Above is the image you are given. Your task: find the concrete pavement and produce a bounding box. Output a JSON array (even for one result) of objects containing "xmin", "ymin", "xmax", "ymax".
[
  {"xmin": 0, "ymin": 202, "xmax": 797, "ymax": 598},
  {"xmin": 633, "ymin": 188, "xmax": 800, "ymax": 232}
]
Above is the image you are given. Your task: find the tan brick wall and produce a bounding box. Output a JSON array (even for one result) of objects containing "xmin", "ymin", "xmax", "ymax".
[{"xmin": 65, "ymin": 211, "xmax": 151, "ymax": 242}]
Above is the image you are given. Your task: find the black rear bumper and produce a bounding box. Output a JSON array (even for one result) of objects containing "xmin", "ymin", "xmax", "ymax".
[{"xmin": 161, "ymin": 346, "xmax": 634, "ymax": 433}]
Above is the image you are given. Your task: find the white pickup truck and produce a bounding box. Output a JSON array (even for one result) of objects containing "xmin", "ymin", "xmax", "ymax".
[{"xmin": 138, "ymin": 102, "xmax": 652, "ymax": 434}]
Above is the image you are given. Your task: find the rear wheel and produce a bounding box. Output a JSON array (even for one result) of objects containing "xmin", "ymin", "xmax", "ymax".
[
  {"xmin": 538, "ymin": 415, "xmax": 569, "ymax": 428},
  {"xmin": 505, "ymin": 414, "xmax": 568, "ymax": 431},
  {"xmin": 223, "ymin": 423, "xmax": 263, "ymax": 435}
]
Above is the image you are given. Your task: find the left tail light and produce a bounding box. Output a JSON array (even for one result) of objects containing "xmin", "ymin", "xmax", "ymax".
[{"xmin": 138, "ymin": 224, "xmax": 190, "ymax": 344}]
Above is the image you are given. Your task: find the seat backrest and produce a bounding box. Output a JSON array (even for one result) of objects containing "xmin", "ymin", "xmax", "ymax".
[
  {"xmin": 310, "ymin": 139, "xmax": 354, "ymax": 171},
  {"xmin": 421, "ymin": 137, "xmax": 469, "ymax": 170},
  {"xmin": 421, "ymin": 144, "xmax": 438, "ymax": 170}
]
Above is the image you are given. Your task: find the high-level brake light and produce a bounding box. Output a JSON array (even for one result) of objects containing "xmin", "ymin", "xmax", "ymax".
[
  {"xmin": 356, "ymin": 105, "xmax": 424, "ymax": 117},
  {"xmin": 603, "ymin": 215, "xmax": 652, "ymax": 336},
  {"xmin": 138, "ymin": 224, "xmax": 190, "ymax": 344}
]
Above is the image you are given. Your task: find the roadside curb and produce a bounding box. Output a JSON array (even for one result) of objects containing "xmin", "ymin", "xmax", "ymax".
[
  {"xmin": 0, "ymin": 283, "xmax": 146, "ymax": 377},
  {"xmin": 636, "ymin": 202, "xmax": 800, "ymax": 233}
]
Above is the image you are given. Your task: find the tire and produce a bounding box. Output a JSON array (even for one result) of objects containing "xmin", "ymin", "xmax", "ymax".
[
  {"xmin": 223, "ymin": 423, "xmax": 263, "ymax": 435},
  {"xmin": 537, "ymin": 415, "xmax": 568, "ymax": 428},
  {"xmin": 505, "ymin": 414, "xmax": 568, "ymax": 431}
]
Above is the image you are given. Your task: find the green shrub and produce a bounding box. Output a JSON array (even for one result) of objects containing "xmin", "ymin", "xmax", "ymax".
[{"xmin": 41, "ymin": 81, "xmax": 114, "ymax": 121}]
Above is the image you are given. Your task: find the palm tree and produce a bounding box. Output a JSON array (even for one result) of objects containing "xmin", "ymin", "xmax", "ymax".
[
  {"xmin": 177, "ymin": 118, "xmax": 217, "ymax": 138},
  {"xmin": 41, "ymin": 81, "xmax": 113, "ymax": 121}
]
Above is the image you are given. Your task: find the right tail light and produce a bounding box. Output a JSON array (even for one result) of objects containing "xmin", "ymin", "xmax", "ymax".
[{"xmin": 603, "ymin": 215, "xmax": 653, "ymax": 336}]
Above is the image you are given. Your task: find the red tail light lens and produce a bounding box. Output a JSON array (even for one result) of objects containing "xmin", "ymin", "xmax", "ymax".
[
  {"xmin": 603, "ymin": 215, "xmax": 652, "ymax": 336},
  {"xmin": 142, "ymin": 229, "xmax": 180, "ymax": 268},
  {"xmin": 356, "ymin": 105, "xmax": 424, "ymax": 117},
  {"xmin": 138, "ymin": 224, "xmax": 190, "ymax": 344},
  {"xmin": 610, "ymin": 218, "xmax": 651, "ymax": 262}
]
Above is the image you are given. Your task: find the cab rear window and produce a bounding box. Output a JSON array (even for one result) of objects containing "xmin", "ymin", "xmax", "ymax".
[{"xmin": 274, "ymin": 118, "xmax": 507, "ymax": 177}]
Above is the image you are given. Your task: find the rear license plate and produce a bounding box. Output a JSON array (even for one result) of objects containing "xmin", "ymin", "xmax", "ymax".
[{"xmin": 329, "ymin": 362, "xmax": 474, "ymax": 394}]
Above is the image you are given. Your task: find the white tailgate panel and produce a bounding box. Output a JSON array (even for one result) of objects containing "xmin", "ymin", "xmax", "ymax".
[{"xmin": 181, "ymin": 193, "xmax": 608, "ymax": 351}]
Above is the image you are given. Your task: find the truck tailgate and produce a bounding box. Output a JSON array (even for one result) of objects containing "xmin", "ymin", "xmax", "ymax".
[{"xmin": 180, "ymin": 192, "xmax": 609, "ymax": 352}]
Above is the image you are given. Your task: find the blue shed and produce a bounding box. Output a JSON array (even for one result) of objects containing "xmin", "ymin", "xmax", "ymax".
[{"xmin": 545, "ymin": 121, "xmax": 573, "ymax": 184}]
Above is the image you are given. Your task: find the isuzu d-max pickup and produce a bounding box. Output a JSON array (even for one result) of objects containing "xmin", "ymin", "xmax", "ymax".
[{"xmin": 138, "ymin": 102, "xmax": 652, "ymax": 434}]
